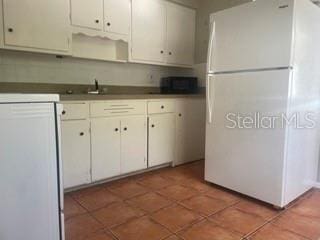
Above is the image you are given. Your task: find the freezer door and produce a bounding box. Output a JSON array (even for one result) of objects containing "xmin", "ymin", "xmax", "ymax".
[
  {"xmin": 0, "ymin": 103, "xmax": 61, "ymax": 240},
  {"xmin": 205, "ymin": 70, "xmax": 291, "ymax": 207},
  {"xmin": 207, "ymin": 0, "xmax": 294, "ymax": 73}
]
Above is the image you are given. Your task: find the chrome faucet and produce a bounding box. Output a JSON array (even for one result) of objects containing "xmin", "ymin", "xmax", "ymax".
[{"xmin": 88, "ymin": 79, "xmax": 100, "ymax": 94}]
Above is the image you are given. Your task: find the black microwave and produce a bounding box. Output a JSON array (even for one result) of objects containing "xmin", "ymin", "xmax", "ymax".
[{"xmin": 160, "ymin": 77, "xmax": 198, "ymax": 94}]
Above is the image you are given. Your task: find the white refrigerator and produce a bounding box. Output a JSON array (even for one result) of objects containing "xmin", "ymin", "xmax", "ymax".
[
  {"xmin": 0, "ymin": 94, "xmax": 64, "ymax": 240},
  {"xmin": 205, "ymin": 0, "xmax": 320, "ymax": 208}
]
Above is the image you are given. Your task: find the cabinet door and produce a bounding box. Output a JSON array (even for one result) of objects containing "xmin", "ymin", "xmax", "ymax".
[
  {"xmin": 61, "ymin": 120, "xmax": 91, "ymax": 189},
  {"xmin": 91, "ymin": 118, "xmax": 121, "ymax": 181},
  {"xmin": 148, "ymin": 113, "xmax": 175, "ymax": 167},
  {"xmin": 71, "ymin": 0, "xmax": 103, "ymax": 30},
  {"xmin": 175, "ymin": 99, "xmax": 206, "ymax": 165},
  {"xmin": 131, "ymin": 0, "xmax": 166, "ymax": 63},
  {"xmin": 3, "ymin": 0, "xmax": 70, "ymax": 52},
  {"xmin": 121, "ymin": 116, "xmax": 147, "ymax": 174},
  {"xmin": 104, "ymin": 0, "xmax": 130, "ymax": 35},
  {"xmin": 166, "ymin": 2, "xmax": 195, "ymax": 66}
]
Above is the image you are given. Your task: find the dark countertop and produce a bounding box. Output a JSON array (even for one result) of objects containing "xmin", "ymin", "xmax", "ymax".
[{"xmin": 60, "ymin": 93, "xmax": 205, "ymax": 101}]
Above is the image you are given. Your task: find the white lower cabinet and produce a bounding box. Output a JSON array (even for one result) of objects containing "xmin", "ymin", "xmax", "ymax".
[
  {"xmin": 91, "ymin": 117, "xmax": 121, "ymax": 182},
  {"xmin": 148, "ymin": 113, "xmax": 175, "ymax": 167},
  {"xmin": 121, "ymin": 116, "xmax": 147, "ymax": 174},
  {"xmin": 91, "ymin": 115, "xmax": 147, "ymax": 181},
  {"xmin": 62, "ymin": 98, "xmax": 206, "ymax": 188},
  {"xmin": 61, "ymin": 120, "xmax": 91, "ymax": 189},
  {"xmin": 175, "ymin": 99, "xmax": 206, "ymax": 165}
]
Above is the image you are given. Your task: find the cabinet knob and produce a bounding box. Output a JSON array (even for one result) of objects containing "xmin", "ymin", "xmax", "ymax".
[
  {"xmin": 62, "ymin": 110, "xmax": 66, "ymax": 115},
  {"xmin": 107, "ymin": 22, "xmax": 111, "ymax": 26},
  {"xmin": 160, "ymin": 50, "xmax": 164, "ymax": 54},
  {"xmin": 161, "ymin": 105, "xmax": 164, "ymax": 109},
  {"xmin": 179, "ymin": 113, "xmax": 182, "ymax": 117},
  {"xmin": 8, "ymin": 28, "xmax": 13, "ymax": 33},
  {"xmin": 115, "ymin": 128, "xmax": 119, "ymax": 132},
  {"xmin": 95, "ymin": 19, "xmax": 100, "ymax": 23},
  {"xmin": 80, "ymin": 132, "xmax": 84, "ymax": 136},
  {"xmin": 124, "ymin": 127, "xmax": 127, "ymax": 131},
  {"xmin": 169, "ymin": 52, "xmax": 172, "ymax": 55},
  {"xmin": 151, "ymin": 124, "xmax": 155, "ymax": 128}
]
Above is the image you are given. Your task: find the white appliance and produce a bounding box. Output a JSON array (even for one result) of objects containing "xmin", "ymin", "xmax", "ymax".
[
  {"xmin": 0, "ymin": 94, "xmax": 64, "ymax": 240},
  {"xmin": 205, "ymin": 0, "xmax": 320, "ymax": 208}
]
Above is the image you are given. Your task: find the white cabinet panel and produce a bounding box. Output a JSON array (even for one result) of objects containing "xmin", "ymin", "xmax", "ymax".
[
  {"xmin": 61, "ymin": 120, "xmax": 91, "ymax": 189},
  {"xmin": 175, "ymin": 99, "xmax": 205, "ymax": 165},
  {"xmin": 3, "ymin": 0, "xmax": 70, "ymax": 53},
  {"xmin": 148, "ymin": 113, "xmax": 175, "ymax": 167},
  {"xmin": 166, "ymin": 2, "xmax": 195, "ymax": 66},
  {"xmin": 131, "ymin": 0, "xmax": 166, "ymax": 63},
  {"xmin": 91, "ymin": 118, "xmax": 121, "ymax": 181},
  {"xmin": 121, "ymin": 116, "xmax": 147, "ymax": 174},
  {"xmin": 0, "ymin": 0, "xmax": 3, "ymax": 48},
  {"xmin": 104, "ymin": 0, "xmax": 130, "ymax": 35},
  {"xmin": 71, "ymin": 0, "xmax": 103, "ymax": 30}
]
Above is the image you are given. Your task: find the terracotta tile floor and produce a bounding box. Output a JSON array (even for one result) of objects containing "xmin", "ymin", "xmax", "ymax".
[{"xmin": 65, "ymin": 160, "xmax": 320, "ymax": 240}]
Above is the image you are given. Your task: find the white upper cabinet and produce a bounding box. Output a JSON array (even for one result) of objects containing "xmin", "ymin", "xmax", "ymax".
[
  {"xmin": 166, "ymin": 2, "xmax": 195, "ymax": 66},
  {"xmin": 131, "ymin": 0, "xmax": 166, "ymax": 63},
  {"xmin": 104, "ymin": 0, "xmax": 131, "ymax": 35},
  {"xmin": 3, "ymin": 0, "xmax": 70, "ymax": 54},
  {"xmin": 0, "ymin": 0, "xmax": 3, "ymax": 48},
  {"xmin": 71, "ymin": 0, "xmax": 104, "ymax": 30},
  {"xmin": 131, "ymin": 0, "xmax": 195, "ymax": 67}
]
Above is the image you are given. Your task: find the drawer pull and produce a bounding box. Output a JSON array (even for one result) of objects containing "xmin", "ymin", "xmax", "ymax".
[
  {"xmin": 123, "ymin": 127, "xmax": 128, "ymax": 131},
  {"xmin": 161, "ymin": 106, "xmax": 164, "ymax": 109},
  {"xmin": 110, "ymin": 111, "xmax": 130, "ymax": 114},
  {"xmin": 105, "ymin": 108, "xmax": 134, "ymax": 111},
  {"xmin": 115, "ymin": 128, "xmax": 119, "ymax": 132},
  {"xmin": 179, "ymin": 113, "xmax": 182, "ymax": 117},
  {"xmin": 80, "ymin": 132, "xmax": 84, "ymax": 136},
  {"xmin": 62, "ymin": 110, "xmax": 66, "ymax": 115},
  {"xmin": 151, "ymin": 124, "xmax": 155, "ymax": 128}
]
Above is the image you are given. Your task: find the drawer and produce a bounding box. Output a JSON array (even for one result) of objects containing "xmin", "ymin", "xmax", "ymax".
[
  {"xmin": 90, "ymin": 101, "xmax": 146, "ymax": 117},
  {"xmin": 61, "ymin": 103, "xmax": 89, "ymax": 120},
  {"xmin": 148, "ymin": 101, "xmax": 175, "ymax": 114}
]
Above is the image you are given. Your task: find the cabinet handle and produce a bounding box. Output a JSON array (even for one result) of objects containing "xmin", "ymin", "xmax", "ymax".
[
  {"xmin": 123, "ymin": 127, "xmax": 127, "ymax": 131},
  {"xmin": 62, "ymin": 110, "xmax": 66, "ymax": 115},
  {"xmin": 115, "ymin": 128, "xmax": 119, "ymax": 132},
  {"xmin": 8, "ymin": 28, "xmax": 13, "ymax": 33},
  {"xmin": 95, "ymin": 19, "xmax": 100, "ymax": 23},
  {"xmin": 107, "ymin": 22, "xmax": 111, "ymax": 26},
  {"xmin": 80, "ymin": 132, "xmax": 84, "ymax": 136}
]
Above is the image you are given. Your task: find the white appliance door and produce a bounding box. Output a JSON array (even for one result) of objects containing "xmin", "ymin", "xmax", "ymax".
[
  {"xmin": 0, "ymin": 103, "xmax": 61, "ymax": 240},
  {"xmin": 205, "ymin": 70, "xmax": 291, "ymax": 206},
  {"xmin": 207, "ymin": 0, "xmax": 294, "ymax": 73}
]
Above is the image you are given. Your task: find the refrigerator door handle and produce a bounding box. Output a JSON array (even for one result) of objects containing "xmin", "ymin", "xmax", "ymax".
[
  {"xmin": 207, "ymin": 19, "xmax": 216, "ymax": 74},
  {"xmin": 207, "ymin": 75, "xmax": 213, "ymax": 124},
  {"xmin": 56, "ymin": 103, "xmax": 64, "ymax": 211}
]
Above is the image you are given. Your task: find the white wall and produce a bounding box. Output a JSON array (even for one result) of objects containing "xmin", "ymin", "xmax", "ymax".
[{"xmin": 0, "ymin": 50, "xmax": 194, "ymax": 86}]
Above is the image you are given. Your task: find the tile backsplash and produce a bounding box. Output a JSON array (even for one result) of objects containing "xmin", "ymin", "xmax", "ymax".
[{"xmin": 0, "ymin": 50, "xmax": 196, "ymax": 87}]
